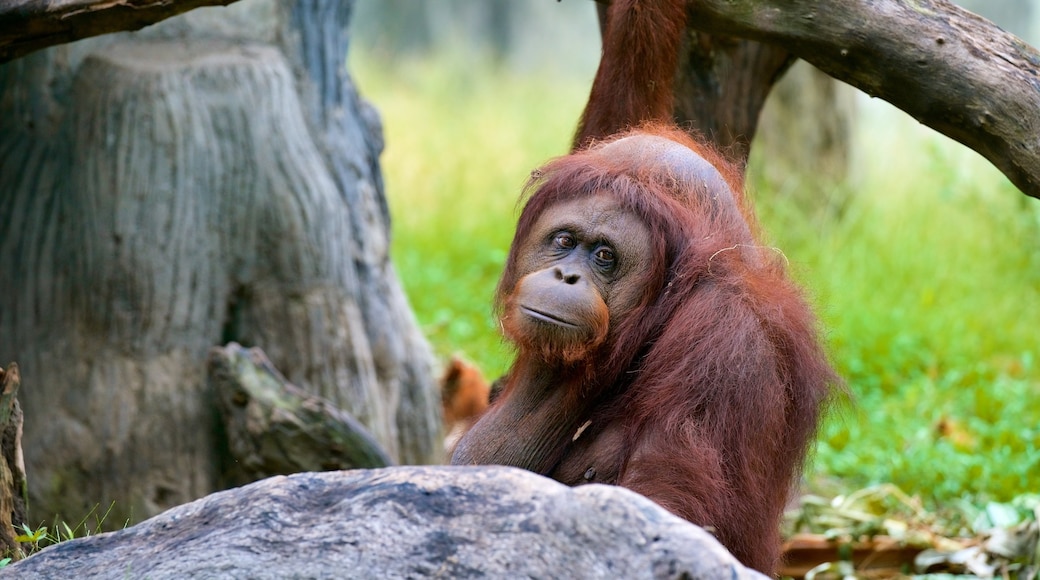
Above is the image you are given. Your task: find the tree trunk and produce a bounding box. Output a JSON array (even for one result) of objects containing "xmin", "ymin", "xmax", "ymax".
[
  {"xmin": 672, "ymin": 33, "xmax": 793, "ymax": 164},
  {"xmin": 0, "ymin": 0, "xmax": 440, "ymax": 527},
  {"xmin": 0, "ymin": 363, "xmax": 27, "ymax": 560},
  {"xmin": 754, "ymin": 60, "xmax": 857, "ymax": 216},
  {"xmin": 588, "ymin": 3, "xmax": 794, "ymax": 166}
]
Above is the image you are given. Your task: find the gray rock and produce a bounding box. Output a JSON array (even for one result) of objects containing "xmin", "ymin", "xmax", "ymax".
[{"xmin": 2, "ymin": 466, "xmax": 766, "ymax": 579}]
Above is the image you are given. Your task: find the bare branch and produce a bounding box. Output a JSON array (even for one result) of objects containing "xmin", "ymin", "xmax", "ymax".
[
  {"xmin": 686, "ymin": 0, "xmax": 1040, "ymax": 199},
  {"xmin": 0, "ymin": 0, "xmax": 242, "ymax": 63}
]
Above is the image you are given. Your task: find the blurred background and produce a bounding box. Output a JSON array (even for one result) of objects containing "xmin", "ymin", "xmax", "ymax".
[{"xmin": 347, "ymin": 0, "xmax": 1039, "ymax": 508}]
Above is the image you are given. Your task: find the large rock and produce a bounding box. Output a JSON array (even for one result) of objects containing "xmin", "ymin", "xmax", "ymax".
[{"xmin": 2, "ymin": 466, "xmax": 766, "ymax": 579}]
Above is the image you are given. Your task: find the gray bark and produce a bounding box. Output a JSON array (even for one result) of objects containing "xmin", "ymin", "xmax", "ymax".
[
  {"xmin": 210, "ymin": 343, "xmax": 392, "ymax": 486},
  {"xmin": 0, "ymin": 0, "xmax": 241, "ymax": 63},
  {"xmin": 671, "ymin": 34, "xmax": 793, "ymax": 163},
  {"xmin": 684, "ymin": 0, "xmax": 1040, "ymax": 199},
  {"xmin": 2, "ymin": 466, "xmax": 768, "ymax": 579},
  {"xmin": 0, "ymin": 0, "xmax": 440, "ymax": 527},
  {"xmin": 0, "ymin": 363, "xmax": 26, "ymax": 560}
]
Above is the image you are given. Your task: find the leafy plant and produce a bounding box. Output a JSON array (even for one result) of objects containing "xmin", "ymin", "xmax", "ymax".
[{"xmin": 0, "ymin": 502, "xmax": 124, "ymax": 566}]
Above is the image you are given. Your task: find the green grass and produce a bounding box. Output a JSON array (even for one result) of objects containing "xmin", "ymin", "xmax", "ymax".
[
  {"xmin": 350, "ymin": 50, "xmax": 594, "ymax": 379},
  {"xmin": 754, "ymin": 109, "xmax": 1040, "ymax": 503},
  {"xmin": 351, "ymin": 50, "xmax": 1040, "ymax": 506},
  {"xmin": 1, "ymin": 503, "xmax": 122, "ymax": 564}
]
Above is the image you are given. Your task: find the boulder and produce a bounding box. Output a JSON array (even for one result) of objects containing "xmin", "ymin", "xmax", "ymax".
[{"xmin": 2, "ymin": 466, "xmax": 766, "ymax": 579}]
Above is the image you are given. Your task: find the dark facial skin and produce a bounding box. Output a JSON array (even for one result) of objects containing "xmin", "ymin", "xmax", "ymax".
[
  {"xmin": 503, "ymin": 193, "xmax": 653, "ymax": 364},
  {"xmin": 451, "ymin": 194, "xmax": 652, "ymax": 473}
]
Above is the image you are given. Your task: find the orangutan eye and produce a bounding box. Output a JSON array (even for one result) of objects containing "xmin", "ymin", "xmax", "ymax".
[
  {"xmin": 553, "ymin": 232, "xmax": 577, "ymax": 250},
  {"xmin": 593, "ymin": 246, "xmax": 616, "ymax": 270}
]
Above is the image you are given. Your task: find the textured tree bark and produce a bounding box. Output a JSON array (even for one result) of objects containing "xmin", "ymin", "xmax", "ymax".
[
  {"xmin": 0, "ymin": 363, "xmax": 27, "ymax": 560},
  {"xmin": 210, "ymin": 343, "xmax": 391, "ymax": 487},
  {"xmin": 0, "ymin": 0, "xmax": 440, "ymax": 527},
  {"xmin": 586, "ymin": 2, "xmax": 793, "ymax": 167},
  {"xmin": 672, "ymin": 33, "xmax": 793, "ymax": 164},
  {"xmin": 0, "ymin": 0, "xmax": 241, "ymax": 63},
  {"xmin": 683, "ymin": 0, "xmax": 1040, "ymax": 199}
]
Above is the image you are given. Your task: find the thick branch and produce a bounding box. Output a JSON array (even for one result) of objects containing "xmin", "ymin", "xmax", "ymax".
[
  {"xmin": 0, "ymin": 0, "xmax": 241, "ymax": 63},
  {"xmin": 686, "ymin": 0, "xmax": 1040, "ymax": 199}
]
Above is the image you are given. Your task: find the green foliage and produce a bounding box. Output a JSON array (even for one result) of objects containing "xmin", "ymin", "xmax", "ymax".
[
  {"xmin": 749, "ymin": 104, "xmax": 1040, "ymax": 504},
  {"xmin": 0, "ymin": 503, "xmax": 122, "ymax": 565},
  {"xmin": 351, "ymin": 50, "xmax": 1040, "ymax": 506},
  {"xmin": 14, "ymin": 523, "xmax": 47, "ymax": 547},
  {"xmin": 350, "ymin": 50, "xmax": 593, "ymax": 379}
]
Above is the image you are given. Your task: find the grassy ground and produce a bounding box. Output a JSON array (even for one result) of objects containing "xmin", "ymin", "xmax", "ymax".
[
  {"xmin": 749, "ymin": 105, "xmax": 1040, "ymax": 502},
  {"xmin": 351, "ymin": 50, "xmax": 1040, "ymax": 506}
]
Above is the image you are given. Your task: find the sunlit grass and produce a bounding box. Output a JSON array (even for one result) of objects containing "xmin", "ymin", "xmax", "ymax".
[
  {"xmin": 352, "ymin": 49, "xmax": 1040, "ymax": 504},
  {"xmin": 752, "ymin": 105, "xmax": 1040, "ymax": 502},
  {"xmin": 350, "ymin": 50, "xmax": 594, "ymax": 379}
]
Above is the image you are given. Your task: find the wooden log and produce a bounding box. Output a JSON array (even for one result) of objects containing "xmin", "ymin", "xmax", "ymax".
[
  {"xmin": 781, "ymin": 533, "xmax": 927, "ymax": 578},
  {"xmin": 210, "ymin": 344, "xmax": 391, "ymax": 487}
]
